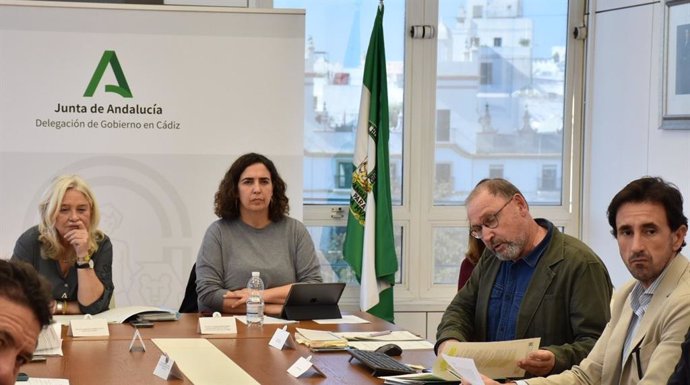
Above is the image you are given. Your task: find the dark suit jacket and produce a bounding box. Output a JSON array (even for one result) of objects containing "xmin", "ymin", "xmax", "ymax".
[
  {"xmin": 668, "ymin": 326, "xmax": 690, "ymax": 385},
  {"xmin": 435, "ymin": 219, "xmax": 613, "ymax": 375}
]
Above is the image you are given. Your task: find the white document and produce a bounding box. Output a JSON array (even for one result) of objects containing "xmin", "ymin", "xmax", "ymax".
[
  {"xmin": 378, "ymin": 372, "xmax": 449, "ymax": 384},
  {"xmin": 152, "ymin": 338, "xmax": 259, "ymax": 385},
  {"xmin": 198, "ymin": 315, "xmax": 237, "ymax": 335},
  {"xmin": 335, "ymin": 330, "xmax": 424, "ymax": 341},
  {"xmin": 441, "ymin": 354, "xmax": 482, "ymax": 385},
  {"xmin": 436, "ymin": 337, "xmax": 540, "ymax": 380},
  {"xmin": 295, "ymin": 328, "xmax": 342, "ymax": 341},
  {"xmin": 18, "ymin": 379, "xmax": 70, "ymax": 385},
  {"xmin": 348, "ymin": 340, "xmax": 435, "ymax": 351},
  {"xmin": 312, "ymin": 315, "xmax": 369, "ymax": 324},
  {"xmin": 234, "ymin": 315, "xmax": 297, "ymax": 325},
  {"xmin": 93, "ymin": 306, "xmax": 178, "ymax": 323},
  {"xmin": 69, "ymin": 318, "xmax": 109, "ymax": 337},
  {"xmin": 53, "ymin": 306, "xmax": 177, "ymax": 325},
  {"xmin": 35, "ymin": 323, "xmax": 63, "ymax": 356}
]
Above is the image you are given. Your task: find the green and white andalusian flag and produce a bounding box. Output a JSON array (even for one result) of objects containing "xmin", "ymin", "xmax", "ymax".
[{"xmin": 343, "ymin": 3, "xmax": 398, "ymax": 323}]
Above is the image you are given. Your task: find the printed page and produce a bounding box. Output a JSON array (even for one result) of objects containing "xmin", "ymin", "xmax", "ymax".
[
  {"xmin": 55, "ymin": 306, "xmax": 176, "ymax": 324},
  {"xmin": 295, "ymin": 328, "xmax": 343, "ymax": 341},
  {"xmin": 312, "ymin": 315, "xmax": 370, "ymax": 324},
  {"xmin": 152, "ymin": 338, "xmax": 258, "ymax": 385},
  {"xmin": 335, "ymin": 330, "xmax": 424, "ymax": 341},
  {"xmin": 22, "ymin": 379, "xmax": 70, "ymax": 385},
  {"xmin": 234, "ymin": 315, "xmax": 297, "ymax": 325},
  {"xmin": 434, "ymin": 337, "xmax": 540, "ymax": 379},
  {"xmin": 35, "ymin": 323, "xmax": 63, "ymax": 356},
  {"xmin": 348, "ymin": 340, "xmax": 435, "ymax": 351}
]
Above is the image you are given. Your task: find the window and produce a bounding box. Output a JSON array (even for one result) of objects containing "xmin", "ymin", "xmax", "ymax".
[
  {"xmin": 436, "ymin": 109, "xmax": 451, "ymax": 142},
  {"xmin": 540, "ymin": 165, "xmax": 558, "ymax": 191},
  {"xmin": 434, "ymin": 0, "xmax": 571, "ymax": 206},
  {"xmin": 335, "ymin": 161, "xmax": 353, "ymax": 189},
  {"xmin": 279, "ymin": 0, "xmax": 584, "ymax": 307},
  {"xmin": 473, "ymin": 5, "xmax": 483, "ymax": 18},
  {"xmin": 431, "ymin": 0, "xmax": 581, "ymax": 293},
  {"xmin": 435, "ymin": 163, "xmax": 453, "ymax": 202},
  {"xmin": 278, "ymin": 0, "xmax": 406, "ymax": 294},
  {"xmin": 433, "ymin": 227, "xmax": 469, "ymax": 284},
  {"xmin": 436, "ymin": 163, "xmax": 452, "ymax": 184},
  {"xmin": 489, "ymin": 164, "xmax": 504, "ymax": 179},
  {"xmin": 284, "ymin": 0, "xmax": 404, "ymax": 206},
  {"xmin": 307, "ymin": 225, "xmax": 404, "ymax": 284},
  {"xmin": 480, "ymin": 62, "xmax": 493, "ymax": 85}
]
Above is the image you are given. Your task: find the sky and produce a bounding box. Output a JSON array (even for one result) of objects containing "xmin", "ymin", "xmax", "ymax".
[{"xmin": 275, "ymin": 0, "xmax": 568, "ymax": 63}]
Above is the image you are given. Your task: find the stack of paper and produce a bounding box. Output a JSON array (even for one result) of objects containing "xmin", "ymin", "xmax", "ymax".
[
  {"xmin": 294, "ymin": 328, "xmax": 349, "ymax": 350},
  {"xmin": 379, "ymin": 373, "xmax": 460, "ymax": 385},
  {"xmin": 52, "ymin": 305, "xmax": 179, "ymax": 325},
  {"xmin": 434, "ymin": 337, "xmax": 539, "ymax": 379},
  {"xmin": 35, "ymin": 323, "xmax": 63, "ymax": 356},
  {"xmin": 334, "ymin": 330, "xmax": 435, "ymax": 351},
  {"xmin": 380, "ymin": 337, "xmax": 540, "ymax": 384}
]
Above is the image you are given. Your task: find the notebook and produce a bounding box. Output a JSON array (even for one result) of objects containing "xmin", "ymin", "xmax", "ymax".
[{"xmin": 280, "ymin": 282, "xmax": 346, "ymax": 320}]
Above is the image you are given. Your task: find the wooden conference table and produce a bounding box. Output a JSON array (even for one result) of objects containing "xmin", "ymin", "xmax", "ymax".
[{"xmin": 22, "ymin": 312, "xmax": 439, "ymax": 385}]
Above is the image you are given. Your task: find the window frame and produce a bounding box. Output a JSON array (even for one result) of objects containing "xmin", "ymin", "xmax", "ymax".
[{"xmin": 300, "ymin": 0, "xmax": 587, "ymax": 309}]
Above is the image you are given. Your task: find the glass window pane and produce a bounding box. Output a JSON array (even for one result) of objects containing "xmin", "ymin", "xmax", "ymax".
[
  {"xmin": 275, "ymin": 0, "xmax": 404, "ymax": 205},
  {"xmin": 435, "ymin": 0, "xmax": 568, "ymax": 205},
  {"xmin": 432, "ymin": 227, "xmax": 470, "ymax": 284},
  {"xmin": 307, "ymin": 225, "xmax": 403, "ymax": 284}
]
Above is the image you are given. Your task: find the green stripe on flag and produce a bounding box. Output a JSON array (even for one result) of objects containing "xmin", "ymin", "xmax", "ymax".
[{"xmin": 343, "ymin": 4, "xmax": 398, "ymax": 323}]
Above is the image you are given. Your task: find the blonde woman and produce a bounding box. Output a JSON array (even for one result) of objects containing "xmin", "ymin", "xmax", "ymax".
[{"xmin": 11, "ymin": 175, "xmax": 113, "ymax": 315}]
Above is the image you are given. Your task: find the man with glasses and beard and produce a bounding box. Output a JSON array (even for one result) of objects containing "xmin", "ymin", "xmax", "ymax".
[
  {"xmin": 435, "ymin": 178, "xmax": 613, "ymax": 378},
  {"xmin": 477, "ymin": 177, "xmax": 690, "ymax": 385}
]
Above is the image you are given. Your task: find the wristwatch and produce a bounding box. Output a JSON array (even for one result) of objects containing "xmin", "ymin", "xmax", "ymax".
[{"xmin": 75, "ymin": 259, "xmax": 94, "ymax": 269}]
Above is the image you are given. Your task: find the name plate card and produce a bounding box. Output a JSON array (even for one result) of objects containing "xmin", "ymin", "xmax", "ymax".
[
  {"xmin": 287, "ymin": 355, "xmax": 326, "ymax": 378},
  {"xmin": 153, "ymin": 353, "xmax": 183, "ymax": 380},
  {"xmin": 198, "ymin": 312, "xmax": 237, "ymax": 335},
  {"xmin": 269, "ymin": 325, "xmax": 295, "ymax": 350},
  {"xmin": 69, "ymin": 315, "xmax": 109, "ymax": 337},
  {"xmin": 129, "ymin": 328, "xmax": 146, "ymax": 352}
]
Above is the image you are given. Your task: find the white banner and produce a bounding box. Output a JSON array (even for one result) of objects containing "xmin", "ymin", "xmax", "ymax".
[{"xmin": 0, "ymin": 2, "xmax": 305, "ymax": 309}]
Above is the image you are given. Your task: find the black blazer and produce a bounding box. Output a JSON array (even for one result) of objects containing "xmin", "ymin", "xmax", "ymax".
[{"xmin": 668, "ymin": 326, "xmax": 690, "ymax": 385}]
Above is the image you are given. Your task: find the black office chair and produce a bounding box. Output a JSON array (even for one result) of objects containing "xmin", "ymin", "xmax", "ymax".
[{"xmin": 179, "ymin": 263, "xmax": 198, "ymax": 313}]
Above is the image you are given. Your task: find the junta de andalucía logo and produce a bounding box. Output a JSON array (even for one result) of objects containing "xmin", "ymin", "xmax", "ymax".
[{"xmin": 83, "ymin": 50, "xmax": 133, "ymax": 98}]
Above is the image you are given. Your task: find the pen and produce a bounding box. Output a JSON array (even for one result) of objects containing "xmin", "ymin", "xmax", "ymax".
[{"xmin": 369, "ymin": 330, "xmax": 392, "ymax": 337}]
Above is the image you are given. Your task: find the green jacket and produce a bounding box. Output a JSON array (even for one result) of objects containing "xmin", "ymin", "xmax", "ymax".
[{"xmin": 435, "ymin": 220, "xmax": 613, "ymax": 376}]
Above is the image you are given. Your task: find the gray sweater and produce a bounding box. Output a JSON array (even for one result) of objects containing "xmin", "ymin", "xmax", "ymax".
[{"xmin": 195, "ymin": 217, "xmax": 322, "ymax": 312}]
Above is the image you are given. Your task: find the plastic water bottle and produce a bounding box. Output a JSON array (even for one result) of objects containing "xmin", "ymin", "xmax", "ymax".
[{"xmin": 246, "ymin": 271, "xmax": 264, "ymax": 326}]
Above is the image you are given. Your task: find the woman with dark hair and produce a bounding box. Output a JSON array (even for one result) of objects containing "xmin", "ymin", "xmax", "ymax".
[{"xmin": 195, "ymin": 153, "xmax": 322, "ymax": 315}]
